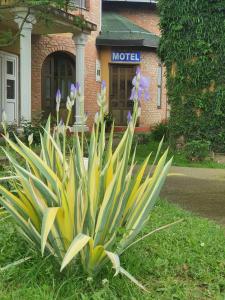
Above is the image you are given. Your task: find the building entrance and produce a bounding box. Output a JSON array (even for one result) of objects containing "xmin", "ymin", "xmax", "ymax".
[{"xmin": 109, "ymin": 64, "xmax": 136, "ymax": 126}]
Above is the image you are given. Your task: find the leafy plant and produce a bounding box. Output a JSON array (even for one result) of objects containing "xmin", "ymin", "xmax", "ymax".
[
  {"xmin": 0, "ymin": 72, "xmax": 172, "ymax": 290},
  {"xmin": 21, "ymin": 113, "xmax": 46, "ymax": 146},
  {"xmin": 184, "ymin": 140, "xmax": 211, "ymax": 161},
  {"xmin": 158, "ymin": 0, "xmax": 225, "ymax": 152},
  {"xmin": 104, "ymin": 112, "xmax": 114, "ymax": 131},
  {"xmin": 151, "ymin": 121, "xmax": 169, "ymax": 142}
]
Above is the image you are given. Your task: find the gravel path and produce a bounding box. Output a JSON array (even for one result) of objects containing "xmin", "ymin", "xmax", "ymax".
[{"xmin": 161, "ymin": 166, "xmax": 225, "ymax": 225}]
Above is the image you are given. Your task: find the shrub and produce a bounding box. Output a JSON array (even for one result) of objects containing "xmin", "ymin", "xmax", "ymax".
[
  {"xmin": 104, "ymin": 112, "xmax": 114, "ymax": 131},
  {"xmin": 21, "ymin": 121, "xmax": 43, "ymax": 146},
  {"xmin": 0, "ymin": 72, "xmax": 172, "ymax": 290},
  {"xmin": 0, "ymin": 113, "xmax": 47, "ymax": 146},
  {"xmin": 151, "ymin": 121, "xmax": 169, "ymax": 142},
  {"xmin": 184, "ymin": 140, "xmax": 211, "ymax": 161},
  {"xmin": 137, "ymin": 133, "xmax": 152, "ymax": 145}
]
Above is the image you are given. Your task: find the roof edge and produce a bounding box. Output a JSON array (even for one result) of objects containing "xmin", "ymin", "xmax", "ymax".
[{"xmin": 96, "ymin": 38, "xmax": 158, "ymax": 49}]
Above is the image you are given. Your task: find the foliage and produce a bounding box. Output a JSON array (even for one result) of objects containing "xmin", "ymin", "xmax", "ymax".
[
  {"xmin": 135, "ymin": 139, "xmax": 225, "ymax": 169},
  {"xmin": 21, "ymin": 121, "xmax": 43, "ymax": 146},
  {"xmin": 104, "ymin": 112, "xmax": 114, "ymax": 131},
  {"xmin": 0, "ymin": 113, "xmax": 47, "ymax": 146},
  {"xmin": 151, "ymin": 121, "xmax": 169, "ymax": 142},
  {"xmin": 21, "ymin": 113, "xmax": 49, "ymax": 146},
  {"xmin": 0, "ymin": 0, "xmax": 85, "ymax": 47},
  {"xmin": 158, "ymin": 0, "xmax": 225, "ymax": 152},
  {"xmin": 0, "ymin": 75, "xmax": 172, "ymax": 290},
  {"xmin": 184, "ymin": 140, "xmax": 211, "ymax": 162},
  {"xmin": 1, "ymin": 200, "xmax": 225, "ymax": 299}
]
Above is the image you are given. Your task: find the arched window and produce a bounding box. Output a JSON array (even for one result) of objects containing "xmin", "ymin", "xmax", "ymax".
[{"xmin": 42, "ymin": 52, "xmax": 75, "ymax": 116}]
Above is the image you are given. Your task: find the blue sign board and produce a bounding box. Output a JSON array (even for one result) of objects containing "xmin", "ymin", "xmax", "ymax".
[{"xmin": 112, "ymin": 52, "xmax": 141, "ymax": 62}]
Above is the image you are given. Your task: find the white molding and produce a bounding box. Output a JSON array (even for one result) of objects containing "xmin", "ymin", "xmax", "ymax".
[
  {"xmin": 74, "ymin": 33, "xmax": 88, "ymax": 46},
  {"xmin": 14, "ymin": 8, "xmax": 36, "ymax": 28},
  {"xmin": 73, "ymin": 33, "xmax": 89, "ymax": 130},
  {"xmin": 14, "ymin": 11, "xmax": 35, "ymax": 122}
]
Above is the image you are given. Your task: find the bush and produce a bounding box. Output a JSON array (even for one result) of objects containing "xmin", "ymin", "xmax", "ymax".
[
  {"xmin": 184, "ymin": 140, "xmax": 211, "ymax": 161},
  {"xmin": 151, "ymin": 121, "xmax": 169, "ymax": 141},
  {"xmin": 0, "ymin": 113, "xmax": 47, "ymax": 146},
  {"xmin": 0, "ymin": 72, "xmax": 172, "ymax": 290},
  {"xmin": 104, "ymin": 112, "xmax": 114, "ymax": 131},
  {"xmin": 21, "ymin": 121, "xmax": 43, "ymax": 146}
]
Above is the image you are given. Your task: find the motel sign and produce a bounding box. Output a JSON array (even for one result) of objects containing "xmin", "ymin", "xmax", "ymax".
[{"xmin": 112, "ymin": 52, "xmax": 141, "ymax": 62}]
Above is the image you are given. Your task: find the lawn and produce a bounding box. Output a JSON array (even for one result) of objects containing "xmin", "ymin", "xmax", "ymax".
[
  {"xmin": 0, "ymin": 133, "xmax": 225, "ymax": 169},
  {"xmin": 0, "ymin": 200, "xmax": 225, "ymax": 300},
  {"xmin": 134, "ymin": 137, "xmax": 225, "ymax": 169}
]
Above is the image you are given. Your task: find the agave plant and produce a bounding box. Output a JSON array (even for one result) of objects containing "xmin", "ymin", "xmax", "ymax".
[{"xmin": 0, "ymin": 70, "xmax": 172, "ymax": 290}]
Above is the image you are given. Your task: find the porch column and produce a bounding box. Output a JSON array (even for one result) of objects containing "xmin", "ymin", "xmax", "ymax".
[
  {"xmin": 73, "ymin": 33, "xmax": 88, "ymax": 131},
  {"xmin": 15, "ymin": 11, "xmax": 36, "ymax": 122}
]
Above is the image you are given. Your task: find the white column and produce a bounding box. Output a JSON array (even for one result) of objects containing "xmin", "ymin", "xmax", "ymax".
[
  {"xmin": 15, "ymin": 11, "xmax": 36, "ymax": 122},
  {"xmin": 73, "ymin": 33, "xmax": 88, "ymax": 131}
]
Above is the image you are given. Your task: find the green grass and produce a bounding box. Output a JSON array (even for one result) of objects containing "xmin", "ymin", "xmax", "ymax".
[
  {"xmin": 135, "ymin": 139, "xmax": 225, "ymax": 169},
  {"xmin": 0, "ymin": 134, "xmax": 225, "ymax": 169},
  {"xmin": 0, "ymin": 200, "xmax": 225, "ymax": 300}
]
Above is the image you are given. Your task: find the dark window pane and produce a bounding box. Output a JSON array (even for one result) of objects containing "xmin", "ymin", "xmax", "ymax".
[
  {"xmin": 7, "ymin": 61, "xmax": 14, "ymax": 75},
  {"xmin": 7, "ymin": 80, "xmax": 15, "ymax": 99},
  {"xmin": 120, "ymin": 68, "xmax": 126, "ymax": 100},
  {"xmin": 42, "ymin": 52, "xmax": 75, "ymax": 115},
  {"xmin": 45, "ymin": 78, "xmax": 51, "ymax": 99},
  {"xmin": 59, "ymin": 61, "xmax": 65, "ymax": 76},
  {"xmin": 70, "ymin": 0, "xmax": 86, "ymax": 8},
  {"xmin": 67, "ymin": 63, "xmax": 73, "ymax": 76}
]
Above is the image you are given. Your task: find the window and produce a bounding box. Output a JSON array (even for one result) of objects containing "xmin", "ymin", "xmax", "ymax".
[
  {"xmin": 69, "ymin": 0, "xmax": 88, "ymax": 9},
  {"xmin": 157, "ymin": 63, "xmax": 163, "ymax": 109},
  {"xmin": 7, "ymin": 80, "xmax": 15, "ymax": 99},
  {"xmin": 7, "ymin": 60, "xmax": 14, "ymax": 75}
]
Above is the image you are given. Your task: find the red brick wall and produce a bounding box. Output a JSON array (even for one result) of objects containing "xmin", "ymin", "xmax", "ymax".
[
  {"xmin": 140, "ymin": 51, "xmax": 167, "ymax": 127},
  {"xmin": 31, "ymin": 1, "xmax": 101, "ymax": 127},
  {"xmin": 102, "ymin": 4, "xmax": 168, "ymax": 128}
]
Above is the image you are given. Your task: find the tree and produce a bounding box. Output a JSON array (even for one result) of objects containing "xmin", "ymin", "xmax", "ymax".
[{"xmin": 0, "ymin": 0, "xmax": 75, "ymax": 47}]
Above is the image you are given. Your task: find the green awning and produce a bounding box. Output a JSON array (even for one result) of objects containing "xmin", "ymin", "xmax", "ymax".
[{"xmin": 96, "ymin": 12, "xmax": 159, "ymax": 48}]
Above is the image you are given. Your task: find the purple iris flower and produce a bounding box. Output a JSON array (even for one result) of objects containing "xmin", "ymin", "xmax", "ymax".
[
  {"xmin": 56, "ymin": 89, "xmax": 61, "ymax": 103},
  {"xmin": 130, "ymin": 68, "xmax": 150, "ymax": 102},
  {"xmin": 59, "ymin": 119, "xmax": 64, "ymax": 126},
  {"xmin": 70, "ymin": 83, "xmax": 77, "ymax": 100},
  {"xmin": 70, "ymin": 83, "xmax": 76, "ymax": 94},
  {"xmin": 127, "ymin": 111, "xmax": 132, "ymax": 123},
  {"xmin": 136, "ymin": 66, "xmax": 141, "ymax": 76},
  {"xmin": 101, "ymin": 80, "xmax": 106, "ymax": 90},
  {"xmin": 76, "ymin": 82, "xmax": 80, "ymax": 91}
]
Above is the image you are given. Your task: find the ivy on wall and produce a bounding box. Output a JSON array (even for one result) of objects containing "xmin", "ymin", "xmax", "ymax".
[{"xmin": 158, "ymin": 0, "xmax": 225, "ymax": 152}]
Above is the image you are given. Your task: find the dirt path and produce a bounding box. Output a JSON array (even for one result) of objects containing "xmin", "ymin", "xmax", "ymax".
[{"xmin": 161, "ymin": 166, "xmax": 225, "ymax": 225}]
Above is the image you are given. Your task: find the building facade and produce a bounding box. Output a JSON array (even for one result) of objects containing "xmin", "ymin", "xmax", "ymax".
[
  {"xmin": 98, "ymin": 0, "xmax": 167, "ymax": 129},
  {"xmin": 0, "ymin": 0, "xmax": 167, "ymax": 130}
]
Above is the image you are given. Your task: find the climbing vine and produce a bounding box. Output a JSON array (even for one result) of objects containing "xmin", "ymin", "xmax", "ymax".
[{"xmin": 158, "ymin": 0, "xmax": 225, "ymax": 152}]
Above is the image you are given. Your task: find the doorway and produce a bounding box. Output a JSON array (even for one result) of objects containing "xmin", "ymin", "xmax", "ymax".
[
  {"xmin": 42, "ymin": 52, "xmax": 75, "ymax": 117},
  {"xmin": 109, "ymin": 64, "xmax": 136, "ymax": 126},
  {"xmin": 0, "ymin": 51, "xmax": 18, "ymax": 124}
]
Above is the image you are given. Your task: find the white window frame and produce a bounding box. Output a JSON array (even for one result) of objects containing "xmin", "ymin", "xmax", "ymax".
[
  {"xmin": 157, "ymin": 63, "xmax": 163, "ymax": 109},
  {"xmin": 69, "ymin": 0, "xmax": 87, "ymax": 9},
  {"xmin": 0, "ymin": 51, "xmax": 18, "ymax": 124}
]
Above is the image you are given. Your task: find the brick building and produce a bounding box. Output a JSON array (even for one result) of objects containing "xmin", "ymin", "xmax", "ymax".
[{"xmin": 0, "ymin": 0, "xmax": 167, "ymax": 130}]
